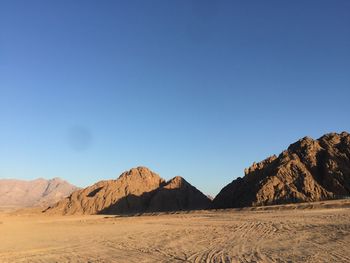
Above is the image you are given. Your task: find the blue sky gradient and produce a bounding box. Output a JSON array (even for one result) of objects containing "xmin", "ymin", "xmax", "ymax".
[{"xmin": 1, "ymin": 1, "xmax": 350, "ymax": 195}]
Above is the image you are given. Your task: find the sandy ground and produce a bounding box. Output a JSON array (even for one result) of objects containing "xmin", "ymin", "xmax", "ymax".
[{"xmin": 1, "ymin": 200, "xmax": 350, "ymax": 263}]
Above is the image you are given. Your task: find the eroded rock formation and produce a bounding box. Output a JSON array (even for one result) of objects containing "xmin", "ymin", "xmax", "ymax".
[{"xmin": 213, "ymin": 132, "xmax": 350, "ymax": 208}]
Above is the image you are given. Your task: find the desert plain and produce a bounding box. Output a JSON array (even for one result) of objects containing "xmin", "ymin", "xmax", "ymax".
[{"xmin": 1, "ymin": 200, "xmax": 350, "ymax": 263}]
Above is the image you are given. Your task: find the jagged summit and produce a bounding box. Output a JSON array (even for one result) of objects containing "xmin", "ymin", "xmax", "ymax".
[{"xmin": 213, "ymin": 132, "xmax": 350, "ymax": 208}]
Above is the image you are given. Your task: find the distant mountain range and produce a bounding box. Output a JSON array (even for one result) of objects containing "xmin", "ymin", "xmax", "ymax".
[
  {"xmin": 212, "ymin": 132, "xmax": 350, "ymax": 208},
  {"xmin": 0, "ymin": 178, "xmax": 78, "ymax": 207},
  {"xmin": 2, "ymin": 132, "xmax": 349, "ymax": 214}
]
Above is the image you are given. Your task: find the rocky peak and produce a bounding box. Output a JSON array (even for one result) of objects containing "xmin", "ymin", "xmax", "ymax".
[
  {"xmin": 244, "ymin": 155, "xmax": 277, "ymax": 175},
  {"xmin": 45, "ymin": 167, "xmax": 210, "ymax": 215},
  {"xmin": 213, "ymin": 132, "xmax": 350, "ymax": 209},
  {"xmin": 288, "ymin": 136, "xmax": 320, "ymax": 154},
  {"xmin": 118, "ymin": 166, "xmax": 164, "ymax": 182},
  {"xmin": 164, "ymin": 176, "xmax": 188, "ymax": 189}
]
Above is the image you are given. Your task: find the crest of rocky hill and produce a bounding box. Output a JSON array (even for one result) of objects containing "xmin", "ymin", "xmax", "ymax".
[
  {"xmin": 212, "ymin": 132, "xmax": 350, "ymax": 208},
  {"xmin": 0, "ymin": 178, "xmax": 78, "ymax": 207},
  {"xmin": 45, "ymin": 167, "xmax": 211, "ymax": 215}
]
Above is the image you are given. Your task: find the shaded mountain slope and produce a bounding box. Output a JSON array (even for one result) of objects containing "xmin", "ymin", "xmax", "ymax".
[
  {"xmin": 147, "ymin": 176, "xmax": 211, "ymax": 212},
  {"xmin": 213, "ymin": 132, "xmax": 350, "ymax": 208}
]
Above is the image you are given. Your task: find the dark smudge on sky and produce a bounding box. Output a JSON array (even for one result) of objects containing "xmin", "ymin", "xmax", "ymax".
[{"xmin": 67, "ymin": 126, "xmax": 92, "ymax": 152}]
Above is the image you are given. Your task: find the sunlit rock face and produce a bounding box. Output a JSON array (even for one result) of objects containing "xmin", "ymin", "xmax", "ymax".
[
  {"xmin": 45, "ymin": 167, "xmax": 211, "ymax": 215},
  {"xmin": 212, "ymin": 132, "xmax": 350, "ymax": 208}
]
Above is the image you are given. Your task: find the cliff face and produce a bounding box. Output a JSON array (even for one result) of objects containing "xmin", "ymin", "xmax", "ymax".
[
  {"xmin": 0, "ymin": 178, "xmax": 78, "ymax": 207},
  {"xmin": 212, "ymin": 132, "xmax": 350, "ymax": 208},
  {"xmin": 45, "ymin": 167, "xmax": 211, "ymax": 215}
]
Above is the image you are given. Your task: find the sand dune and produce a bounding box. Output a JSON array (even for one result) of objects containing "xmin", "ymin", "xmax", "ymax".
[{"xmin": 1, "ymin": 199, "xmax": 350, "ymax": 263}]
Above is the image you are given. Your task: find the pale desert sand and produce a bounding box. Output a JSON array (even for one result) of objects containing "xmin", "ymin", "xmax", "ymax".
[{"xmin": 1, "ymin": 200, "xmax": 350, "ymax": 263}]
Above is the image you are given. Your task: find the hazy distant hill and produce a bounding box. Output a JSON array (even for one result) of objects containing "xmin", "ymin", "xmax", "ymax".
[
  {"xmin": 45, "ymin": 167, "xmax": 211, "ymax": 215},
  {"xmin": 212, "ymin": 132, "xmax": 350, "ymax": 208},
  {"xmin": 0, "ymin": 178, "xmax": 79, "ymax": 207}
]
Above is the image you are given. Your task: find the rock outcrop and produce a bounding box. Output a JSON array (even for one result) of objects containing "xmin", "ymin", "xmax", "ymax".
[
  {"xmin": 212, "ymin": 132, "xmax": 350, "ymax": 208},
  {"xmin": 0, "ymin": 178, "xmax": 78, "ymax": 207},
  {"xmin": 45, "ymin": 167, "xmax": 211, "ymax": 215}
]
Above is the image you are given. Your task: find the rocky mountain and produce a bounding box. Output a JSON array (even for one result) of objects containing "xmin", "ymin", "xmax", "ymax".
[
  {"xmin": 0, "ymin": 178, "xmax": 78, "ymax": 207},
  {"xmin": 212, "ymin": 132, "xmax": 350, "ymax": 208},
  {"xmin": 45, "ymin": 167, "xmax": 211, "ymax": 215},
  {"xmin": 147, "ymin": 176, "xmax": 211, "ymax": 212}
]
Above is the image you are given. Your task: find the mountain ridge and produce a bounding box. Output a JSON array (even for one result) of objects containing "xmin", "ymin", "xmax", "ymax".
[
  {"xmin": 0, "ymin": 177, "xmax": 79, "ymax": 207},
  {"xmin": 212, "ymin": 131, "xmax": 350, "ymax": 208},
  {"xmin": 45, "ymin": 167, "xmax": 211, "ymax": 215}
]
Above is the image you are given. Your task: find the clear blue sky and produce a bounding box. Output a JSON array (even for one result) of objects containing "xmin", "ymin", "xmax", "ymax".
[{"xmin": 1, "ymin": 1, "xmax": 349, "ymax": 196}]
